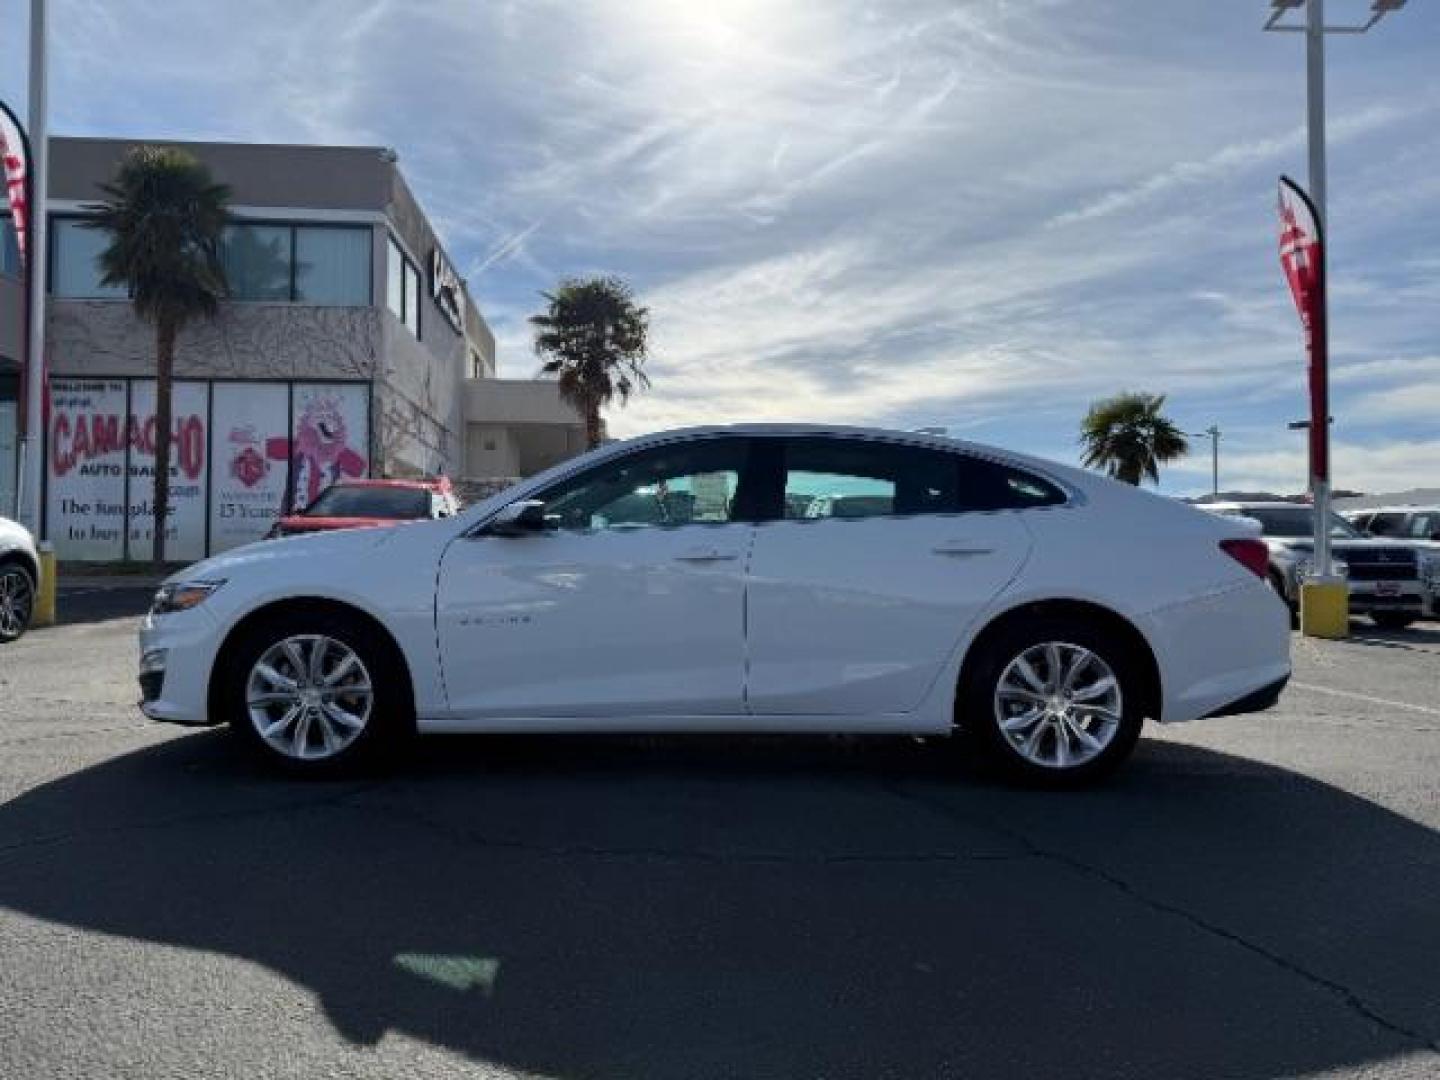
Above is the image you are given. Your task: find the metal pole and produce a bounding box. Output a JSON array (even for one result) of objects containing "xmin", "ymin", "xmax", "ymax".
[
  {"xmin": 1306, "ymin": 0, "xmax": 1332, "ymax": 580},
  {"xmin": 20, "ymin": 0, "xmax": 48, "ymax": 537},
  {"xmin": 1209, "ymin": 427, "xmax": 1219, "ymax": 496}
]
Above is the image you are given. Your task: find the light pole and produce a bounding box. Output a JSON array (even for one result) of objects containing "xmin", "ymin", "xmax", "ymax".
[
  {"xmin": 1264, "ymin": 0, "xmax": 1406, "ymax": 582},
  {"xmin": 1189, "ymin": 426, "xmax": 1221, "ymax": 497}
]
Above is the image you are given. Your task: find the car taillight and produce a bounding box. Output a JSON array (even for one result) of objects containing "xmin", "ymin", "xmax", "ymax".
[{"xmin": 1220, "ymin": 538, "xmax": 1269, "ymax": 579}]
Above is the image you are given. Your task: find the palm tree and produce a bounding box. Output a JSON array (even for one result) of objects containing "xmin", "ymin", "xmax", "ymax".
[
  {"xmin": 86, "ymin": 147, "xmax": 230, "ymax": 563},
  {"xmin": 1080, "ymin": 392, "xmax": 1189, "ymax": 486},
  {"xmin": 531, "ymin": 276, "xmax": 651, "ymax": 449}
]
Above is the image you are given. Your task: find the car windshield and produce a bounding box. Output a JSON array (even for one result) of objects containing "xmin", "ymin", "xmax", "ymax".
[
  {"xmin": 301, "ymin": 486, "xmax": 430, "ymax": 519},
  {"xmin": 1240, "ymin": 507, "xmax": 1359, "ymax": 539}
]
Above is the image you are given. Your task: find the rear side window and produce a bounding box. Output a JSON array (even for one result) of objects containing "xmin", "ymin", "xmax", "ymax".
[
  {"xmin": 956, "ymin": 456, "xmax": 1067, "ymax": 511},
  {"xmin": 777, "ymin": 438, "xmax": 1065, "ymax": 520}
]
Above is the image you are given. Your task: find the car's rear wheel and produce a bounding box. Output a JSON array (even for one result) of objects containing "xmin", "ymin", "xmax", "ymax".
[
  {"xmin": 1370, "ymin": 611, "xmax": 1415, "ymax": 630},
  {"xmin": 0, "ymin": 561, "xmax": 36, "ymax": 643},
  {"xmin": 961, "ymin": 617, "xmax": 1145, "ymax": 786},
  {"xmin": 219, "ymin": 611, "xmax": 412, "ymax": 774}
]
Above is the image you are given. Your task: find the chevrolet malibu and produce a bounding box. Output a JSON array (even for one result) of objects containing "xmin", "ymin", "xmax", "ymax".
[{"xmin": 139, "ymin": 425, "xmax": 1291, "ymax": 785}]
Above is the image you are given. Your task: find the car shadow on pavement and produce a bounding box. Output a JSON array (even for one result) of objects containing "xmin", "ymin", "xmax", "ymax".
[
  {"xmin": 1344, "ymin": 623, "xmax": 1440, "ymax": 650},
  {"xmin": 1, "ymin": 731, "xmax": 1437, "ymax": 1079}
]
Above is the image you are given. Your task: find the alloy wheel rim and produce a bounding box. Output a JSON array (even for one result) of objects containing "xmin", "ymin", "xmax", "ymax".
[
  {"xmin": 246, "ymin": 635, "xmax": 373, "ymax": 760},
  {"xmin": 0, "ymin": 570, "xmax": 33, "ymax": 638},
  {"xmin": 993, "ymin": 641, "xmax": 1123, "ymax": 769}
]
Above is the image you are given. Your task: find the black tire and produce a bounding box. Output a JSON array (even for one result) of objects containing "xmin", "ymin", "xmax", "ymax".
[
  {"xmin": 959, "ymin": 616, "xmax": 1146, "ymax": 787},
  {"xmin": 216, "ymin": 609, "xmax": 413, "ymax": 776},
  {"xmin": 1370, "ymin": 612, "xmax": 1416, "ymax": 630},
  {"xmin": 0, "ymin": 559, "xmax": 36, "ymax": 644},
  {"xmin": 1269, "ymin": 572, "xmax": 1299, "ymax": 629}
]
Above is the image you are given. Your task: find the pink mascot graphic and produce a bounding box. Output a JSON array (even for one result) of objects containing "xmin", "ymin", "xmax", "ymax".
[{"xmin": 265, "ymin": 395, "xmax": 366, "ymax": 509}]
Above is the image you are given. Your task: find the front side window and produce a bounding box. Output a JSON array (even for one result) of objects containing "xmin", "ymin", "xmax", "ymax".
[
  {"xmin": 51, "ymin": 219, "xmax": 128, "ymax": 299},
  {"xmin": 537, "ymin": 439, "xmax": 751, "ymax": 531},
  {"xmin": 1243, "ymin": 507, "xmax": 1359, "ymax": 539}
]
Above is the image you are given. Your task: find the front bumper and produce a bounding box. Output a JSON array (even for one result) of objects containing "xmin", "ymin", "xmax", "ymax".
[
  {"xmin": 137, "ymin": 607, "xmax": 224, "ymax": 726},
  {"xmin": 1346, "ymin": 581, "xmax": 1425, "ymax": 615}
]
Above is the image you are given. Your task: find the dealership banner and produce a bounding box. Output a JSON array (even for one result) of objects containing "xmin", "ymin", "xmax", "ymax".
[
  {"xmin": 0, "ymin": 98, "xmax": 30, "ymax": 262},
  {"xmin": 288, "ymin": 384, "xmax": 370, "ymax": 510},
  {"xmin": 126, "ymin": 380, "xmax": 210, "ymax": 563},
  {"xmin": 48, "ymin": 378, "xmax": 371, "ymax": 561},
  {"xmin": 47, "ymin": 379, "xmax": 129, "ymax": 560},
  {"xmin": 209, "ymin": 383, "xmax": 290, "ymax": 553},
  {"xmin": 1278, "ymin": 175, "xmax": 1328, "ymax": 483}
]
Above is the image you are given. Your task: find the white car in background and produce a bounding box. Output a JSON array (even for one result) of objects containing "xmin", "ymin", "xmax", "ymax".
[
  {"xmin": 0, "ymin": 515, "xmax": 40, "ymax": 643},
  {"xmin": 138, "ymin": 425, "xmax": 1291, "ymax": 786}
]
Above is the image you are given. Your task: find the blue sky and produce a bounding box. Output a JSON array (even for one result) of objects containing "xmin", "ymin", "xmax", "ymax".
[{"xmin": 3, "ymin": 0, "xmax": 1437, "ymax": 495}]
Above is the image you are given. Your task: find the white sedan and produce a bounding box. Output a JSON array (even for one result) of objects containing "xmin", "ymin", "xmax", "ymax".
[{"xmin": 139, "ymin": 425, "xmax": 1290, "ymax": 785}]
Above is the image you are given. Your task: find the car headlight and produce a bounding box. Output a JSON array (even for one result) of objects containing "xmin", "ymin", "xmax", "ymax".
[
  {"xmin": 150, "ymin": 579, "xmax": 225, "ymax": 616},
  {"xmin": 1421, "ymin": 554, "xmax": 1440, "ymax": 589}
]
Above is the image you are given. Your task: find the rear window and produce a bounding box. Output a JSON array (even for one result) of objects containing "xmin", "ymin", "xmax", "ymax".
[{"xmin": 302, "ymin": 485, "xmax": 431, "ymax": 519}]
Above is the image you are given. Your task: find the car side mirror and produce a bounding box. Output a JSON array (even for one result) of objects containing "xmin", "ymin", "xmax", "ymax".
[{"xmin": 485, "ymin": 500, "xmax": 550, "ymax": 537}]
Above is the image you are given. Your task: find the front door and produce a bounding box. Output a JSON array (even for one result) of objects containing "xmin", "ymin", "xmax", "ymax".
[
  {"xmin": 436, "ymin": 436, "xmax": 759, "ymax": 720},
  {"xmin": 745, "ymin": 436, "xmax": 1039, "ymax": 715}
]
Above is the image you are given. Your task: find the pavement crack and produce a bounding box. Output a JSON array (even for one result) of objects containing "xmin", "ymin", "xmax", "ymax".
[{"xmin": 884, "ymin": 779, "xmax": 1440, "ymax": 1057}]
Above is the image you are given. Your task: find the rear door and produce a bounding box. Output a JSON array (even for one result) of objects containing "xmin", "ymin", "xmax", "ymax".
[{"xmin": 744, "ymin": 437, "xmax": 1051, "ymax": 716}]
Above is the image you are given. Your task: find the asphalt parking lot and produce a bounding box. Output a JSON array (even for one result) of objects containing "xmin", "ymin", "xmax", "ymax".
[{"xmin": 1, "ymin": 584, "xmax": 1437, "ymax": 1079}]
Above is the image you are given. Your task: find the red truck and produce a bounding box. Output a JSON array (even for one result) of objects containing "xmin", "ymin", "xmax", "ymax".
[{"xmin": 268, "ymin": 477, "xmax": 461, "ymax": 538}]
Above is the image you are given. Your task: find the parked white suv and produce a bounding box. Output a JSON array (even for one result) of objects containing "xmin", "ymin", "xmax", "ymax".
[
  {"xmin": 0, "ymin": 515, "xmax": 40, "ymax": 643},
  {"xmin": 139, "ymin": 425, "xmax": 1291, "ymax": 785}
]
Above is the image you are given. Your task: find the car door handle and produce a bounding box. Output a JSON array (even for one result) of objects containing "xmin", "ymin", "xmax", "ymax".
[
  {"xmin": 932, "ymin": 539, "xmax": 995, "ymax": 557},
  {"xmin": 673, "ymin": 548, "xmax": 740, "ymax": 563}
]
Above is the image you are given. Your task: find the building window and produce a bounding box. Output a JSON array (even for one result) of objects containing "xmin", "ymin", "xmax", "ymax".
[
  {"xmin": 51, "ymin": 219, "xmax": 128, "ymax": 299},
  {"xmin": 469, "ymin": 349, "xmax": 487, "ymax": 379},
  {"xmin": 387, "ymin": 235, "xmax": 421, "ymax": 338},
  {"xmin": 295, "ymin": 226, "xmax": 370, "ymax": 305},
  {"xmin": 222, "ymin": 222, "xmax": 370, "ymax": 304},
  {"xmin": 221, "ymin": 224, "xmax": 291, "ymax": 301},
  {"xmin": 1, "ymin": 216, "xmax": 19, "ymax": 277}
]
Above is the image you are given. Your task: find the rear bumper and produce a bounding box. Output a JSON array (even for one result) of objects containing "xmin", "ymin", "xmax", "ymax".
[{"xmin": 1204, "ymin": 673, "xmax": 1289, "ymax": 719}]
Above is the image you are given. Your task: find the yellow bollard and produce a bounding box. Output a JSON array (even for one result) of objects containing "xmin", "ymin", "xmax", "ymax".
[
  {"xmin": 1299, "ymin": 578, "xmax": 1347, "ymax": 639},
  {"xmin": 34, "ymin": 542, "xmax": 57, "ymax": 628}
]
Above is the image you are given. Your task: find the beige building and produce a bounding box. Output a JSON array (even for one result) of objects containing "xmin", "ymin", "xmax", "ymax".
[{"xmin": 1, "ymin": 136, "xmax": 586, "ymax": 558}]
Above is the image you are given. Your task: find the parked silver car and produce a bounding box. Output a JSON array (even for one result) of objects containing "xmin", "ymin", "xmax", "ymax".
[
  {"xmin": 0, "ymin": 515, "xmax": 40, "ymax": 643},
  {"xmin": 1206, "ymin": 501, "xmax": 1426, "ymax": 629}
]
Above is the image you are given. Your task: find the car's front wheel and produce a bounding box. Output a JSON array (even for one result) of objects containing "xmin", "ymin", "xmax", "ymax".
[
  {"xmin": 218, "ymin": 611, "xmax": 412, "ymax": 774},
  {"xmin": 961, "ymin": 617, "xmax": 1145, "ymax": 786},
  {"xmin": 0, "ymin": 561, "xmax": 36, "ymax": 644}
]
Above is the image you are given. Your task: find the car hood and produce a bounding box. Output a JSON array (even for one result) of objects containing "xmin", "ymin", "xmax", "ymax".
[{"xmin": 164, "ymin": 519, "xmax": 441, "ymax": 586}]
